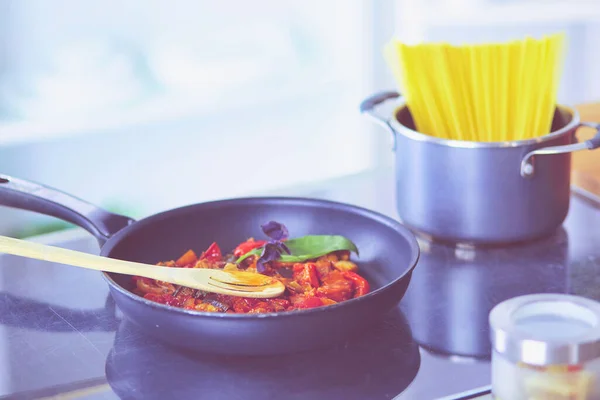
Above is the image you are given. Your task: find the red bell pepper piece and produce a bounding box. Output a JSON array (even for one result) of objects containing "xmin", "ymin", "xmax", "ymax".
[
  {"xmin": 296, "ymin": 296, "xmax": 323, "ymax": 309},
  {"xmin": 143, "ymin": 293, "xmax": 168, "ymax": 304},
  {"xmin": 233, "ymin": 239, "xmax": 267, "ymax": 257},
  {"xmin": 293, "ymin": 263, "xmax": 320, "ymax": 288},
  {"xmin": 200, "ymin": 242, "xmax": 222, "ymax": 262},
  {"xmin": 232, "ymin": 298, "xmax": 258, "ymax": 313},
  {"xmin": 344, "ymin": 271, "xmax": 370, "ymax": 298}
]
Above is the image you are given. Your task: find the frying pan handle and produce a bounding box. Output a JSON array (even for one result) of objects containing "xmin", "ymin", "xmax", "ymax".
[{"xmin": 0, "ymin": 174, "xmax": 134, "ymax": 243}]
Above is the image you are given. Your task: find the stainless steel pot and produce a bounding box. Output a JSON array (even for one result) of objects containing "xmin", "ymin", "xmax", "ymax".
[{"xmin": 360, "ymin": 91, "xmax": 600, "ymax": 244}]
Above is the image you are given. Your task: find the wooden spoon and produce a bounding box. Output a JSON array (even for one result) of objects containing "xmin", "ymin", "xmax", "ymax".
[{"xmin": 0, "ymin": 235, "xmax": 285, "ymax": 298}]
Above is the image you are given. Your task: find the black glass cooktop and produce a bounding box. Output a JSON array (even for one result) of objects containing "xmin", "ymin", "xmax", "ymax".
[{"xmin": 1, "ymin": 169, "xmax": 600, "ymax": 399}]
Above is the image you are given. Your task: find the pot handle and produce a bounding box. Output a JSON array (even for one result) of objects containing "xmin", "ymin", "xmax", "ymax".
[
  {"xmin": 0, "ymin": 174, "xmax": 134, "ymax": 244},
  {"xmin": 520, "ymin": 122, "xmax": 600, "ymax": 178},
  {"xmin": 359, "ymin": 91, "xmax": 402, "ymax": 150}
]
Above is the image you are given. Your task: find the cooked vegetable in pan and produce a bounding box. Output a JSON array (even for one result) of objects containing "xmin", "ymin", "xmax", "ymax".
[{"xmin": 132, "ymin": 221, "xmax": 369, "ymax": 313}]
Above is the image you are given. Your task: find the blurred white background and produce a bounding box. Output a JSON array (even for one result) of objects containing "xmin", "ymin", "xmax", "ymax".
[{"xmin": 1, "ymin": 0, "xmax": 600, "ymax": 236}]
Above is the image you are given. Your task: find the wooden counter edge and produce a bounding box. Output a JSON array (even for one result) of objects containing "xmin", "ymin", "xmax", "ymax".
[{"xmin": 572, "ymin": 103, "xmax": 600, "ymax": 197}]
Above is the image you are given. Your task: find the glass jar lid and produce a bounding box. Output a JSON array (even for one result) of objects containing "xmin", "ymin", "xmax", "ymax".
[{"xmin": 489, "ymin": 293, "xmax": 600, "ymax": 366}]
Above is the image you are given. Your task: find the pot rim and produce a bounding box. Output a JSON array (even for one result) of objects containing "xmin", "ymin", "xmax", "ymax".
[{"xmin": 389, "ymin": 100, "xmax": 580, "ymax": 149}]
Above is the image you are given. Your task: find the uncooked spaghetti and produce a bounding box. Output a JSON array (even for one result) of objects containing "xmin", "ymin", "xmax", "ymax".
[{"xmin": 384, "ymin": 33, "xmax": 566, "ymax": 142}]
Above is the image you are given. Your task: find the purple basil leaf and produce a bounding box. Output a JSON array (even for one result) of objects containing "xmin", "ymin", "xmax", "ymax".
[
  {"xmin": 256, "ymin": 259, "xmax": 267, "ymax": 273},
  {"xmin": 262, "ymin": 243, "xmax": 281, "ymax": 260},
  {"xmin": 278, "ymin": 242, "xmax": 291, "ymax": 255},
  {"xmin": 256, "ymin": 243, "xmax": 281, "ymax": 273},
  {"xmin": 261, "ymin": 221, "xmax": 289, "ymax": 241}
]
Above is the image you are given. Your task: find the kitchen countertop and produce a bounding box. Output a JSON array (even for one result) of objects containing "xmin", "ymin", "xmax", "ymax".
[{"xmin": 2, "ymin": 167, "xmax": 600, "ymax": 399}]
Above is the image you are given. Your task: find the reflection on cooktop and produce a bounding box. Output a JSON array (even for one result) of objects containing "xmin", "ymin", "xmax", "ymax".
[
  {"xmin": 401, "ymin": 227, "xmax": 569, "ymax": 360},
  {"xmin": 0, "ymin": 292, "xmax": 119, "ymax": 332},
  {"xmin": 106, "ymin": 308, "xmax": 420, "ymax": 400}
]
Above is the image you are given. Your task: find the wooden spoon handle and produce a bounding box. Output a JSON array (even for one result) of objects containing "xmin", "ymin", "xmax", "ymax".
[
  {"xmin": 0, "ymin": 235, "xmax": 169, "ymax": 278},
  {"xmin": 0, "ymin": 235, "xmax": 286, "ymax": 298}
]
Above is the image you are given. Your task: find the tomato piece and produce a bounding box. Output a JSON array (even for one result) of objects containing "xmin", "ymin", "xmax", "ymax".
[
  {"xmin": 232, "ymin": 298, "xmax": 258, "ymax": 314},
  {"xmin": 306, "ymin": 264, "xmax": 320, "ymax": 288},
  {"xmin": 164, "ymin": 295, "xmax": 184, "ymax": 307},
  {"xmin": 343, "ymin": 271, "xmax": 370, "ymax": 298},
  {"xmin": 143, "ymin": 293, "xmax": 168, "ymax": 304},
  {"xmin": 297, "ymin": 296, "xmax": 323, "ymax": 309},
  {"xmin": 200, "ymin": 242, "xmax": 222, "ymax": 262},
  {"xmin": 317, "ymin": 271, "xmax": 354, "ymax": 302},
  {"xmin": 136, "ymin": 277, "xmax": 165, "ymax": 294},
  {"xmin": 292, "ymin": 263, "xmax": 304, "ymax": 273},
  {"xmin": 293, "ymin": 263, "xmax": 320, "ymax": 288},
  {"xmin": 175, "ymin": 249, "xmax": 198, "ymax": 267},
  {"xmin": 319, "ymin": 297, "xmax": 337, "ymax": 306},
  {"xmin": 247, "ymin": 301, "xmax": 272, "ymax": 313},
  {"xmin": 233, "ymin": 239, "xmax": 267, "ymax": 257}
]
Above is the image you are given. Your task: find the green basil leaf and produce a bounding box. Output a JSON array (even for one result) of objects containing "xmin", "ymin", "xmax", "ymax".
[
  {"xmin": 281, "ymin": 235, "xmax": 359, "ymax": 261},
  {"xmin": 235, "ymin": 235, "xmax": 359, "ymax": 264},
  {"xmin": 236, "ymin": 248, "xmax": 262, "ymax": 264}
]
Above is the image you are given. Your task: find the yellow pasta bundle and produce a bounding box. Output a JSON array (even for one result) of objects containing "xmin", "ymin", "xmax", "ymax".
[{"xmin": 384, "ymin": 33, "xmax": 566, "ymax": 142}]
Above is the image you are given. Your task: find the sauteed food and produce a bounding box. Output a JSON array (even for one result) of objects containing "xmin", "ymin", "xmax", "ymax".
[{"xmin": 132, "ymin": 221, "xmax": 369, "ymax": 313}]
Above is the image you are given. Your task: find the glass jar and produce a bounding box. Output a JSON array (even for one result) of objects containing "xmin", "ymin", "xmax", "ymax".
[{"xmin": 489, "ymin": 293, "xmax": 600, "ymax": 400}]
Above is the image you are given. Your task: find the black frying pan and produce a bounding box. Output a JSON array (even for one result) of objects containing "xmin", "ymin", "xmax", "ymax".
[{"xmin": 0, "ymin": 174, "xmax": 420, "ymax": 355}]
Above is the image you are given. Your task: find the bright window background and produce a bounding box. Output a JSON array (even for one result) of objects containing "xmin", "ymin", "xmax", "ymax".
[
  {"xmin": 0, "ymin": 0, "xmax": 381, "ymax": 236},
  {"xmin": 1, "ymin": 0, "xmax": 600, "ymax": 237}
]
